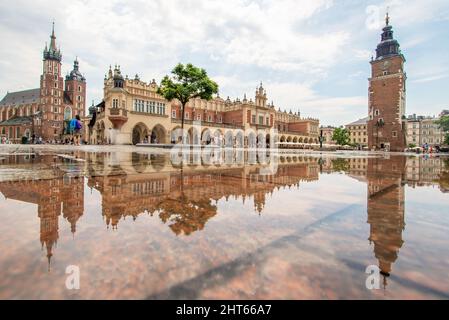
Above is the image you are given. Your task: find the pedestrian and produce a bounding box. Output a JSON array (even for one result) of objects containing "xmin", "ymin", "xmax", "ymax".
[{"xmin": 69, "ymin": 115, "xmax": 83, "ymax": 146}]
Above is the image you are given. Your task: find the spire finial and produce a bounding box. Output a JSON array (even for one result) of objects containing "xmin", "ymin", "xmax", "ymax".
[
  {"xmin": 52, "ymin": 20, "xmax": 55, "ymax": 37},
  {"xmin": 385, "ymin": 7, "xmax": 390, "ymax": 26}
]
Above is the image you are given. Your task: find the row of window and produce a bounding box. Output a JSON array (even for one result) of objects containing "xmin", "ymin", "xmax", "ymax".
[
  {"xmin": 251, "ymin": 115, "xmax": 270, "ymax": 126},
  {"xmin": 134, "ymin": 100, "xmax": 166, "ymax": 115},
  {"xmin": 171, "ymin": 110, "xmax": 223, "ymax": 123}
]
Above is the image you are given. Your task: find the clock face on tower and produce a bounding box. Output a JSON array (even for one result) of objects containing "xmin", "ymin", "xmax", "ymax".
[{"xmin": 381, "ymin": 60, "xmax": 391, "ymax": 70}]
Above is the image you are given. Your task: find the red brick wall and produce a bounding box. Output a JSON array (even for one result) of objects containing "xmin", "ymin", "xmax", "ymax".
[
  {"xmin": 368, "ymin": 55, "xmax": 406, "ymax": 152},
  {"xmin": 288, "ymin": 121, "xmax": 309, "ymax": 134},
  {"xmin": 224, "ymin": 110, "xmax": 244, "ymax": 126}
]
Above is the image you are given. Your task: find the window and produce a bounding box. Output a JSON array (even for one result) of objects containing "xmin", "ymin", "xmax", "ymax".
[
  {"xmin": 113, "ymin": 99, "xmax": 119, "ymax": 109},
  {"xmin": 392, "ymin": 131, "xmax": 397, "ymax": 138},
  {"xmin": 374, "ymin": 109, "xmax": 380, "ymax": 116},
  {"xmin": 218, "ymin": 115, "xmax": 222, "ymax": 123},
  {"xmin": 77, "ymin": 96, "xmax": 81, "ymax": 102},
  {"xmin": 197, "ymin": 114, "xmax": 201, "ymax": 121},
  {"xmin": 78, "ymin": 86, "xmax": 82, "ymax": 92},
  {"xmin": 172, "ymin": 110, "xmax": 177, "ymax": 118},
  {"xmin": 266, "ymin": 117, "xmax": 270, "ymax": 126},
  {"xmin": 252, "ymin": 115, "xmax": 256, "ymax": 124}
]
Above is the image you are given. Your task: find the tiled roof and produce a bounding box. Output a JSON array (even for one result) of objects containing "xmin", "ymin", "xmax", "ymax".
[
  {"xmin": 347, "ymin": 117, "xmax": 369, "ymax": 126},
  {"xmin": 0, "ymin": 88, "xmax": 40, "ymax": 107},
  {"xmin": 0, "ymin": 116, "xmax": 33, "ymax": 126}
]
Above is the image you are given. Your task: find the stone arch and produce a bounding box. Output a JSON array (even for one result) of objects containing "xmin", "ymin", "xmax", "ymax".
[
  {"xmin": 287, "ymin": 136, "xmax": 293, "ymax": 143},
  {"xmin": 293, "ymin": 137, "xmax": 298, "ymax": 143},
  {"xmin": 132, "ymin": 122, "xmax": 149, "ymax": 145},
  {"xmin": 150, "ymin": 124, "xmax": 167, "ymax": 144},
  {"xmin": 257, "ymin": 132, "xmax": 266, "ymax": 148},
  {"xmin": 171, "ymin": 126, "xmax": 183, "ymax": 144},
  {"xmin": 213, "ymin": 129, "xmax": 223, "ymax": 146},
  {"xmin": 224, "ymin": 130, "xmax": 234, "ymax": 148},
  {"xmin": 248, "ymin": 131, "xmax": 257, "ymax": 148},
  {"xmin": 201, "ymin": 128, "xmax": 212, "ymax": 145},
  {"xmin": 280, "ymin": 136, "xmax": 286, "ymax": 143},
  {"xmin": 304, "ymin": 138, "xmax": 309, "ymax": 144},
  {"xmin": 187, "ymin": 127, "xmax": 200, "ymax": 145},
  {"xmin": 64, "ymin": 106, "xmax": 72, "ymax": 121},
  {"xmin": 299, "ymin": 137, "xmax": 303, "ymax": 143},
  {"xmin": 235, "ymin": 130, "xmax": 244, "ymax": 148}
]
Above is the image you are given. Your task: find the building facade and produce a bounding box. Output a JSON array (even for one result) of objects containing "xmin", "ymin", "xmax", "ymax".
[
  {"xmin": 367, "ymin": 14, "xmax": 407, "ymax": 152},
  {"xmin": 87, "ymin": 66, "xmax": 319, "ymax": 146},
  {"xmin": 0, "ymin": 24, "xmax": 86, "ymax": 143},
  {"xmin": 406, "ymin": 114, "xmax": 446, "ymax": 147},
  {"xmin": 346, "ymin": 117, "xmax": 369, "ymax": 148},
  {"xmin": 320, "ymin": 126, "xmax": 336, "ymax": 145}
]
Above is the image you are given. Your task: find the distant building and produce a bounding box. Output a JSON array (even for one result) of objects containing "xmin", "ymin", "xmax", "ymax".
[
  {"xmin": 320, "ymin": 126, "xmax": 336, "ymax": 145},
  {"xmin": 346, "ymin": 117, "xmax": 369, "ymax": 148},
  {"xmin": 367, "ymin": 13, "xmax": 407, "ymax": 152},
  {"xmin": 406, "ymin": 114, "xmax": 445, "ymax": 147},
  {"xmin": 0, "ymin": 23, "xmax": 86, "ymax": 143}
]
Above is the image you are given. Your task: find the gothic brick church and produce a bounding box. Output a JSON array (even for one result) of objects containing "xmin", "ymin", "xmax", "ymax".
[{"xmin": 0, "ymin": 23, "xmax": 86, "ymax": 143}]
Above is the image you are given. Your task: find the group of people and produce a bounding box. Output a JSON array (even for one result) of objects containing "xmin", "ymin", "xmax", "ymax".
[{"xmin": 0, "ymin": 115, "xmax": 83, "ymax": 146}]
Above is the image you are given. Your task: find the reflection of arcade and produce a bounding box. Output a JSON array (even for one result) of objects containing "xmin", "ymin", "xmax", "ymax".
[
  {"xmin": 88, "ymin": 157, "xmax": 320, "ymax": 234},
  {"xmin": 0, "ymin": 156, "xmax": 84, "ymax": 271},
  {"xmin": 366, "ymin": 156, "xmax": 406, "ymax": 287}
]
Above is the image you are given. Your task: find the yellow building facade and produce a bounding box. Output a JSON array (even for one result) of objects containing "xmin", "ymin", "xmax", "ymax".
[{"xmin": 86, "ymin": 66, "xmax": 320, "ymax": 147}]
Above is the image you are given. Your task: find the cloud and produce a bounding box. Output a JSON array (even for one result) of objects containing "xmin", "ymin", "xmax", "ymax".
[{"xmin": 0, "ymin": 0, "xmax": 448, "ymax": 126}]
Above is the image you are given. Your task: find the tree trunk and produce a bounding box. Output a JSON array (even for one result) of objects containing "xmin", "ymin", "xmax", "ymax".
[{"xmin": 181, "ymin": 102, "xmax": 185, "ymax": 143}]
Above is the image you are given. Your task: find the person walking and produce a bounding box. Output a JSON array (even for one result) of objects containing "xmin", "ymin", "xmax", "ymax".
[{"xmin": 69, "ymin": 115, "xmax": 83, "ymax": 146}]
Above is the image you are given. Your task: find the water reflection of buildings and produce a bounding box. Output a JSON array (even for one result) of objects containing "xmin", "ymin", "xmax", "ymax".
[
  {"xmin": 0, "ymin": 155, "xmax": 84, "ymax": 270},
  {"xmin": 323, "ymin": 155, "xmax": 449, "ymax": 285},
  {"xmin": 87, "ymin": 155, "xmax": 320, "ymax": 234},
  {"xmin": 1, "ymin": 152, "xmax": 448, "ymax": 275},
  {"xmin": 366, "ymin": 156, "xmax": 406, "ymax": 287}
]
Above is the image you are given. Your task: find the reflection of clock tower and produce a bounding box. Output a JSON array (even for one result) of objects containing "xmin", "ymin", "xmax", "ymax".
[{"xmin": 368, "ymin": 13, "xmax": 407, "ymax": 152}]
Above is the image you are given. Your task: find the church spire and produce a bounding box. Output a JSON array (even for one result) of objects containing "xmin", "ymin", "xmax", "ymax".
[
  {"xmin": 50, "ymin": 21, "xmax": 57, "ymax": 51},
  {"xmin": 43, "ymin": 21, "xmax": 62, "ymax": 62}
]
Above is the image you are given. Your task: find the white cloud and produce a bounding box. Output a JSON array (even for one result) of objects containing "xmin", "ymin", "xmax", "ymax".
[{"xmin": 0, "ymin": 0, "xmax": 447, "ymax": 126}]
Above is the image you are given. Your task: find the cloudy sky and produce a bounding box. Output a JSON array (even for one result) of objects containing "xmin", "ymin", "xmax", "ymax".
[{"xmin": 0, "ymin": 0, "xmax": 448, "ymax": 126}]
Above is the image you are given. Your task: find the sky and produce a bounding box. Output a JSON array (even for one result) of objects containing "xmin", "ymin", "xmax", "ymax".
[{"xmin": 0, "ymin": 0, "xmax": 448, "ymax": 126}]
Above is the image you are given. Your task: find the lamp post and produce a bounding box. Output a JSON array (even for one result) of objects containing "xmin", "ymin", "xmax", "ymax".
[{"xmin": 319, "ymin": 129, "xmax": 324, "ymax": 149}]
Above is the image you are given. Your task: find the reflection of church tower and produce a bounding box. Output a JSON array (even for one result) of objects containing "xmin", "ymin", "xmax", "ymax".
[
  {"xmin": 253, "ymin": 191, "xmax": 266, "ymax": 215},
  {"xmin": 39, "ymin": 198, "xmax": 60, "ymax": 271},
  {"xmin": 62, "ymin": 176, "xmax": 85, "ymax": 235},
  {"xmin": 367, "ymin": 156, "xmax": 406, "ymax": 287}
]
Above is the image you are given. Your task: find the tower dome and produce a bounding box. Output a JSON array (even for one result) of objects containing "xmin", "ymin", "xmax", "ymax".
[
  {"xmin": 66, "ymin": 58, "xmax": 86, "ymax": 82},
  {"xmin": 375, "ymin": 13, "xmax": 401, "ymax": 60}
]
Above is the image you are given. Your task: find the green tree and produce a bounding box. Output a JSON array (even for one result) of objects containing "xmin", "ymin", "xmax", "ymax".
[
  {"xmin": 332, "ymin": 127, "xmax": 350, "ymax": 146},
  {"xmin": 437, "ymin": 115, "xmax": 449, "ymax": 145},
  {"xmin": 157, "ymin": 63, "xmax": 219, "ymax": 137}
]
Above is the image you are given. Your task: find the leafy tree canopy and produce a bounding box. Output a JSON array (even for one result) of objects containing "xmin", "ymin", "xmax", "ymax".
[
  {"xmin": 157, "ymin": 63, "xmax": 219, "ymax": 107},
  {"xmin": 332, "ymin": 127, "xmax": 350, "ymax": 146}
]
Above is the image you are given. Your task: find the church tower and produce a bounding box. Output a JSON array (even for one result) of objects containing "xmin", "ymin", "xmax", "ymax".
[
  {"xmin": 40, "ymin": 22, "xmax": 64, "ymax": 141},
  {"xmin": 367, "ymin": 13, "xmax": 407, "ymax": 152},
  {"xmin": 65, "ymin": 58, "xmax": 87, "ymax": 119}
]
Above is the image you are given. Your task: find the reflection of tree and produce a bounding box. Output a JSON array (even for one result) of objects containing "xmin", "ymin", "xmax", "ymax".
[
  {"xmin": 157, "ymin": 195, "xmax": 217, "ymax": 236},
  {"xmin": 437, "ymin": 159, "xmax": 449, "ymax": 192},
  {"xmin": 331, "ymin": 159, "xmax": 350, "ymax": 172}
]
